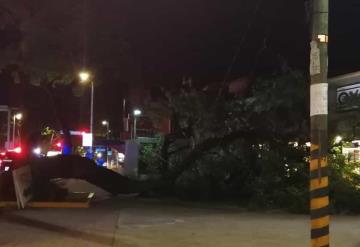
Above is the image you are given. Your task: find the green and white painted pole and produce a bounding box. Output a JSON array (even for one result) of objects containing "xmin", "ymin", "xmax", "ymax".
[{"xmin": 309, "ymin": 0, "xmax": 329, "ymax": 246}]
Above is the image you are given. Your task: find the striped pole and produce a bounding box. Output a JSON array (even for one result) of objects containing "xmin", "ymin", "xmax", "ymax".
[
  {"xmin": 309, "ymin": 0, "xmax": 329, "ymax": 246},
  {"xmin": 310, "ymin": 145, "xmax": 329, "ymax": 246}
]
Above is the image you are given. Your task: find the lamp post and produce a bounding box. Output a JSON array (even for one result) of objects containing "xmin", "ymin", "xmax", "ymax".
[
  {"xmin": 12, "ymin": 113, "xmax": 22, "ymax": 148},
  {"xmin": 133, "ymin": 109, "xmax": 142, "ymax": 140},
  {"xmin": 102, "ymin": 120, "xmax": 110, "ymax": 167},
  {"xmin": 79, "ymin": 71, "xmax": 94, "ymax": 158},
  {"xmin": 102, "ymin": 120, "xmax": 110, "ymax": 139},
  {"xmin": 79, "ymin": 71, "xmax": 94, "ymax": 135}
]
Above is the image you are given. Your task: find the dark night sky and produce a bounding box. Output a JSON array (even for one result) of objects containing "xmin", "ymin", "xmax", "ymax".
[
  {"xmin": 68, "ymin": 0, "xmax": 360, "ymax": 110},
  {"xmin": 110, "ymin": 0, "xmax": 360, "ymax": 83},
  {"xmin": 2, "ymin": 0, "xmax": 360, "ymax": 133},
  {"xmin": 91, "ymin": 0, "xmax": 360, "ymax": 133},
  {"xmin": 329, "ymin": 0, "xmax": 360, "ymax": 75},
  {"xmin": 109, "ymin": 0, "xmax": 309, "ymax": 84}
]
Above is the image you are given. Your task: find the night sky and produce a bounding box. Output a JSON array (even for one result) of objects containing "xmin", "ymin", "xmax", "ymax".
[
  {"xmin": 1, "ymin": 0, "xmax": 360, "ymax": 134},
  {"xmin": 82, "ymin": 0, "xmax": 360, "ymax": 133},
  {"xmin": 113, "ymin": 0, "xmax": 309, "ymax": 84},
  {"xmin": 109, "ymin": 0, "xmax": 360, "ymax": 82}
]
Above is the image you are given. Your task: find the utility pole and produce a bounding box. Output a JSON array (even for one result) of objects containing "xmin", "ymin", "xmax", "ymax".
[
  {"xmin": 90, "ymin": 80, "xmax": 94, "ymax": 136},
  {"xmin": 309, "ymin": 0, "xmax": 329, "ymax": 246},
  {"xmin": 6, "ymin": 108, "xmax": 11, "ymax": 149}
]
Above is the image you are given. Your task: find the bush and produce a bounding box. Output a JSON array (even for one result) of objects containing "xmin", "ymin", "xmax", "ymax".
[
  {"xmin": 158, "ymin": 141, "xmax": 311, "ymax": 212},
  {"xmin": 329, "ymin": 154, "xmax": 360, "ymax": 214},
  {"xmin": 143, "ymin": 137, "xmax": 360, "ymax": 215},
  {"xmin": 138, "ymin": 136, "xmax": 164, "ymax": 175}
]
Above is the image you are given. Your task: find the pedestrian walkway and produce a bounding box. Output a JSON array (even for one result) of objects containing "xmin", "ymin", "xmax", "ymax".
[{"xmin": 0, "ymin": 198, "xmax": 359, "ymax": 246}]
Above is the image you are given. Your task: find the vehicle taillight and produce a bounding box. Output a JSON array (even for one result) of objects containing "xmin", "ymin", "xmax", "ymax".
[{"xmin": 14, "ymin": 147, "xmax": 22, "ymax": 154}]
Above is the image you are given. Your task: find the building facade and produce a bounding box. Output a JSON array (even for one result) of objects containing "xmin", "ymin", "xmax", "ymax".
[{"xmin": 329, "ymin": 71, "xmax": 360, "ymax": 138}]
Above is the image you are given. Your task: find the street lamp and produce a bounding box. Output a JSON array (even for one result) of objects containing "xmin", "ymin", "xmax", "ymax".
[
  {"xmin": 133, "ymin": 109, "xmax": 142, "ymax": 139},
  {"xmin": 79, "ymin": 72, "xmax": 90, "ymax": 82},
  {"xmin": 15, "ymin": 113, "xmax": 22, "ymax": 120},
  {"xmin": 102, "ymin": 120, "xmax": 110, "ymax": 139},
  {"xmin": 101, "ymin": 120, "xmax": 110, "ymax": 167},
  {"xmin": 12, "ymin": 113, "xmax": 22, "ymax": 148},
  {"xmin": 79, "ymin": 71, "xmax": 94, "ymax": 137},
  {"xmin": 79, "ymin": 71, "xmax": 94, "ymax": 158},
  {"xmin": 334, "ymin": 135, "xmax": 343, "ymax": 144},
  {"xmin": 134, "ymin": 109, "xmax": 142, "ymax": 116}
]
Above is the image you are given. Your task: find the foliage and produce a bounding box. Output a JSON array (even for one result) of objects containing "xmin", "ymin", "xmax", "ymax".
[
  {"xmin": 140, "ymin": 70, "xmax": 360, "ymax": 214},
  {"xmin": 141, "ymin": 71, "xmax": 309, "ymax": 210},
  {"xmin": 172, "ymin": 142, "xmax": 309, "ymax": 213},
  {"xmin": 167, "ymin": 87, "xmax": 227, "ymax": 146},
  {"xmin": 328, "ymin": 154, "xmax": 360, "ymax": 214},
  {"xmin": 138, "ymin": 136, "xmax": 164, "ymax": 176},
  {"xmin": 228, "ymin": 70, "xmax": 308, "ymax": 141},
  {"xmin": 31, "ymin": 127, "xmax": 62, "ymax": 155},
  {"xmin": 167, "ymin": 71, "xmax": 309, "ymax": 178},
  {"xmin": 41, "ymin": 127, "xmax": 57, "ymax": 137},
  {"xmin": 0, "ymin": 0, "xmax": 138, "ymax": 137}
]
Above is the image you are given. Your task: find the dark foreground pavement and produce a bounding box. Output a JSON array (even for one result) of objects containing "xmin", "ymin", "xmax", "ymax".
[{"xmin": 0, "ymin": 197, "xmax": 360, "ymax": 247}]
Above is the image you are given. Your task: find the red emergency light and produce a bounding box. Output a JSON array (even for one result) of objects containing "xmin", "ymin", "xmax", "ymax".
[{"xmin": 7, "ymin": 147, "xmax": 22, "ymax": 154}]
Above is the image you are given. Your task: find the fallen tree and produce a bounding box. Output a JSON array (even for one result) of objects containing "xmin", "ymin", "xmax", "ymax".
[{"xmin": 28, "ymin": 155, "xmax": 143, "ymax": 200}]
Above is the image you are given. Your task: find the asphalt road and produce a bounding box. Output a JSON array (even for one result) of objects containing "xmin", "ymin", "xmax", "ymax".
[{"xmin": 0, "ymin": 197, "xmax": 360, "ymax": 247}]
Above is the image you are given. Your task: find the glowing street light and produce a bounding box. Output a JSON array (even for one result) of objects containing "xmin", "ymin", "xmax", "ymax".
[
  {"xmin": 133, "ymin": 109, "xmax": 142, "ymax": 116},
  {"xmin": 102, "ymin": 120, "xmax": 109, "ymax": 126},
  {"xmin": 79, "ymin": 71, "xmax": 90, "ymax": 83},
  {"xmin": 101, "ymin": 120, "xmax": 110, "ymax": 166},
  {"xmin": 102, "ymin": 120, "xmax": 110, "ymax": 139},
  {"xmin": 15, "ymin": 113, "xmax": 22, "ymax": 120},
  {"xmin": 79, "ymin": 71, "xmax": 94, "ymax": 145}
]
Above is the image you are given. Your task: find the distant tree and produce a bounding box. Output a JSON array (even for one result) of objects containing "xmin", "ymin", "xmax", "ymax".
[
  {"xmin": 0, "ymin": 0, "xmax": 83, "ymax": 85},
  {"xmin": 0, "ymin": 0, "xmax": 137, "ymax": 86},
  {"xmin": 0, "ymin": 1, "xmax": 138, "ymax": 144}
]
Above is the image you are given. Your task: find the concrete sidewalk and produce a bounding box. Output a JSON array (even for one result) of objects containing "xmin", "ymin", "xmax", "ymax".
[
  {"xmin": 0, "ymin": 198, "xmax": 360, "ymax": 246},
  {"xmin": 0, "ymin": 199, "xmax": 120, "ymax": 247}
]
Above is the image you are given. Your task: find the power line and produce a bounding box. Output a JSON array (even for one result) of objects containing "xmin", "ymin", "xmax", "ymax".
[{"xmin": 218, "ymin": 0, "xmax": 264, "ymax": 97}]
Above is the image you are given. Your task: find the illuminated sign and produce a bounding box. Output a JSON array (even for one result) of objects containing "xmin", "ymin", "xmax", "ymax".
[
  {"xmin": 82, "ymin": 133, "xmax": 93, "ymax": 147},
  {"xmin": 60, "ymin": 130, "xmax": 84, "ymax": 136},
  {"xmin": 336, "ymin": 83, "xmax": 360, "ymax": 111}
]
